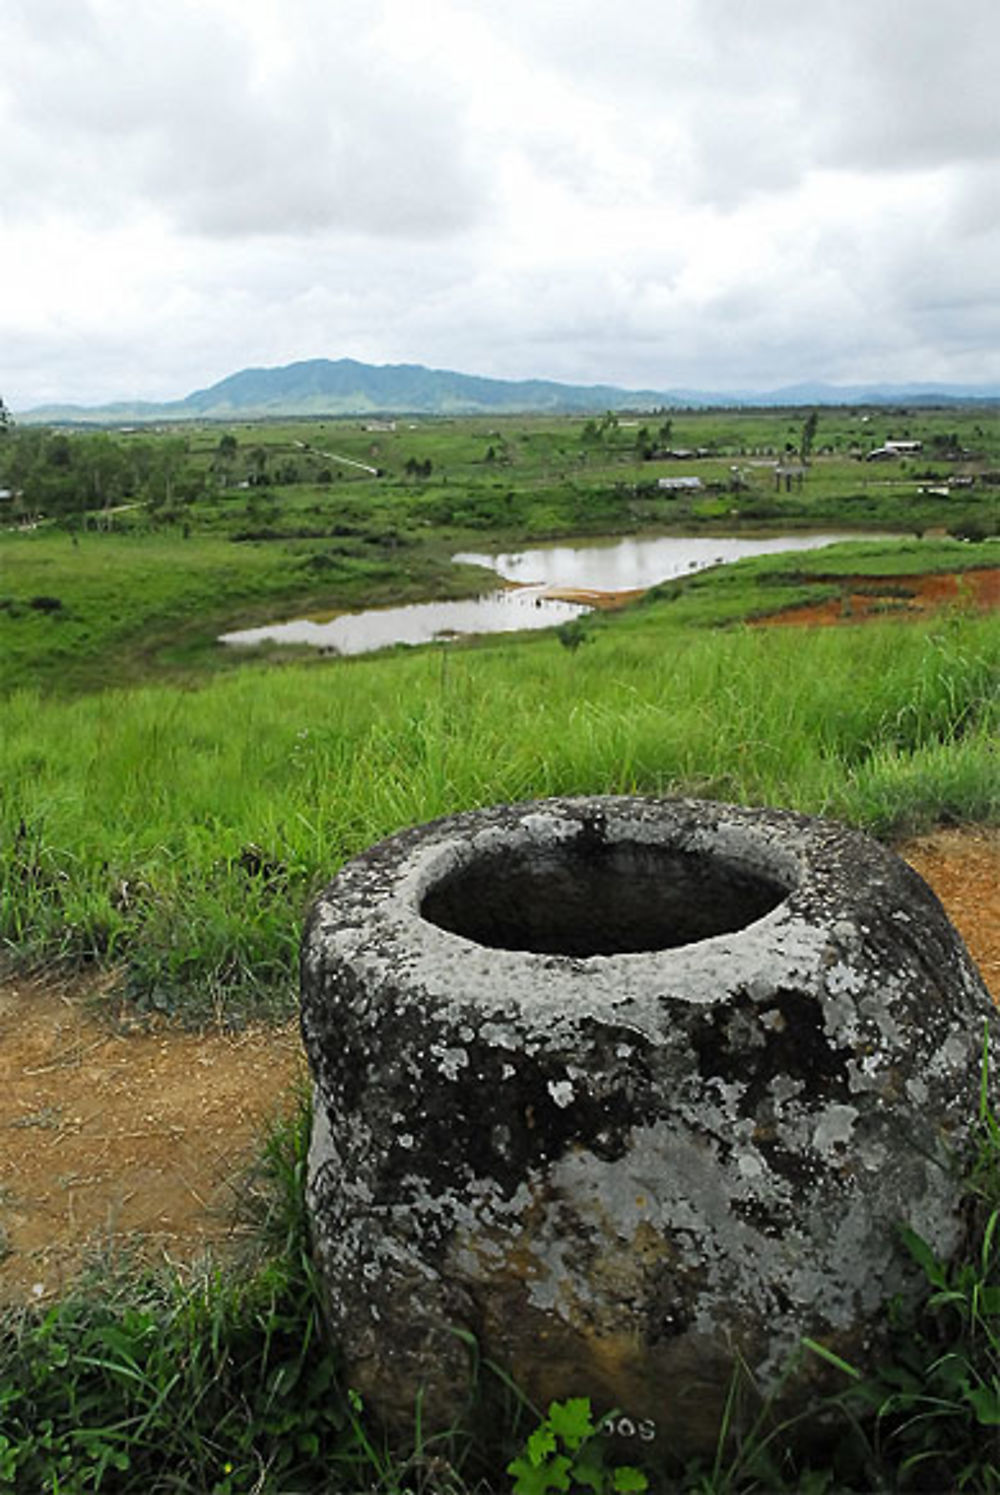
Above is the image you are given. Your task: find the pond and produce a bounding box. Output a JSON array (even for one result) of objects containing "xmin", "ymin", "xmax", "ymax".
[
  {"xmin": 452, "ymin": 532, "xmax": 864, "ymax": 592},
  {"xmin": 219, "ymin": 531, "xmax": 865, "ymax": 657},
  {"xmin": 219, "ymin": 589, "xmax": 589, "ymax": 656}
]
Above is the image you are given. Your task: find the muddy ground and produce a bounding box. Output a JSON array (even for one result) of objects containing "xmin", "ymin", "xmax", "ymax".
[{"xmin": 752, "ymin": 564, "xmax": 1000, "ymax": 626}]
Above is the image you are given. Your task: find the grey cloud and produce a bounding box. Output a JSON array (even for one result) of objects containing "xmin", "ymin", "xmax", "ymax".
[
  {"xmin": 155, "ymin": 85, "xmax": 485, "ymax": 240},
  {"xmin": 481, "ymin": 0, "xmax": 1000, "ymax": 205},
  {"xmin": 0, "ymin": 1, "xmax": 486, "ymax": 239},
  {"xmin": 809, "ymin": 5, "xmax": 1000, "ymax": 173},
  {"xmin": 4, "ymin": 0, "xmax": 1000, "ymax": 406}
]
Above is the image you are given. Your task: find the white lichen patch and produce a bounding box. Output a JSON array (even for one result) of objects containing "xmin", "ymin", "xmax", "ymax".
[
  {"xmin": 811, "ymin": 1103, "xmax": 859, "ymax": 1156},
  {"xmin": 430, "ymin": 1044, "xmax": 468, "ymax": 1079}
]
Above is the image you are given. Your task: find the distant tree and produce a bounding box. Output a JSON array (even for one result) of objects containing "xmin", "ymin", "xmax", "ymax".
[
  {"xmin": 142, "ymin": 436, "xmax": 189, "ymax": 510},
  {"xmin": 47, "ymin": 433, "xmax": 72, "ymax": 467},
  {"xmin": 249, "ymin": 445, "xmax": 268, "ymax": 485},
  {"xmin": 800, "ymin": 410, "xmax": 819, "ymax": 465},
  {"xmin": 2, "ymin": 427, "xmax": 76, "ymax": 519},
  {"xmin": 0, "ymin": 396, "xmax": 11, "ymax": 432},
  {"xmin": 77, "ymin": 432, "xmax": 128, "ymax": 526},
  {"xmin": 212, "ymin": 432, "xmax": 238, "ymax": 488}
]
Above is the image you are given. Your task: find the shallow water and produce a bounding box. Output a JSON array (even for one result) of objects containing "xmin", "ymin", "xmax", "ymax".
[{"xmin": 219, "ymin": 588, "xmax": 588, "ymax": 655}]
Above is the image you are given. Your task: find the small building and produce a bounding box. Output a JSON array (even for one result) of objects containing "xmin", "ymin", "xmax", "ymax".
[
  {"xmin": 774, "ymin": 463, "xmax": 808, "ymax": 492},
  {"xmin": 867, "ymin": 440, "xmax": 923, "ymax": 461},
  {"xmin": 657, "ymin": 476, "xmax": 704, "ymax": 492}
]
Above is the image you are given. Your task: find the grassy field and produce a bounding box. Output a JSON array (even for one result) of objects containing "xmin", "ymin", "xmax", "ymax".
[
  {"xmin": 2, "ymin": 538, "xmax": 998, "ymax": 1022},
  {"xmin": 3, "ymin": 404, "xmax": 997, "ymax": 691},
  {"xmin": 1, "ymin": 407, "xmax": 999, "ymax": 1491}
]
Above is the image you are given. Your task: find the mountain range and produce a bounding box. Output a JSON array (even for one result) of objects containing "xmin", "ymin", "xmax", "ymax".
[{"xmin": 17, "ymin": 357, "xmax": 1000, "ymax": 423}]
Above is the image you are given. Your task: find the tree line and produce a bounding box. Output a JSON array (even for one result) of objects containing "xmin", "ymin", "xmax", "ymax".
[{"xmin": 0, "ymin": 412, "xmax": 213, "ymax": 524}]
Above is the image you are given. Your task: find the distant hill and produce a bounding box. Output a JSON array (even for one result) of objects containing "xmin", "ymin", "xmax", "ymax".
[
  {"xmin": 180, "ymin": 358, "xmax": 676, "ymax": 418},
  {"xmin": 16, "ymin": 357, "xmax": 1000, "ymax": 423}
]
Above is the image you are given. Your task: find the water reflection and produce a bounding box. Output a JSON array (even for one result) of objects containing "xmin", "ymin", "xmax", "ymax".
[
  {"xmin": 454, "ymin": 533, "xmax": 863, "ymax": 591},
  {"xmin": 219, "ymin": 588, "xmax": 588, "ymax": 656}
]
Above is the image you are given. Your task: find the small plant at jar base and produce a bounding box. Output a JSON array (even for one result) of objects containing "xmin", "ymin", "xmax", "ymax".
[
  {"xmin": 825, "ymin": 1028, "xmax": 1000, "ymax": 1492},
  {"xmin": 849, "ymin": 1213, "xmax": 1000, "ymax": 1492},
  {"xmin": 506, "ymin": 1397, "xmax": 648, "ymax": 1494}
]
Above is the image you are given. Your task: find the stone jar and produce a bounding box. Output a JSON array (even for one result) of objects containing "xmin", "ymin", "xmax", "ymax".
[{"xmin": 299, "ymin": 796, "xmax": 994, "ymax": 1456}]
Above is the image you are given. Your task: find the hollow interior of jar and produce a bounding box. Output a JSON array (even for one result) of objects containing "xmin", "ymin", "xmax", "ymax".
[{"xmin": 420, "ymin": 837, "xmax": 792, "ymax": 956}]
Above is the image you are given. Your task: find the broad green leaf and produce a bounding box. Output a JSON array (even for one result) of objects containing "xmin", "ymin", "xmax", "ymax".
[
  {"xmin": 526, "ymin": 1424, "xmax": 558, "ymax": 1465},
  {"xmin": 547, "ymin": 1397, "xmax": 595, "ymax": 1451},
  {"xmin": 613, "ymin": 1468, "xmax": 649, "ymax": 1493},
  {"xmin": 507, "ymin": 1451, "xmax": 573, "ymax": 1494}
]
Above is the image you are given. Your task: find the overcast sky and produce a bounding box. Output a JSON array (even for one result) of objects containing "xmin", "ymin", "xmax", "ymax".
[{"xmin": 3, "ymin": 0, "xmax": 1000, "ymax": 409}]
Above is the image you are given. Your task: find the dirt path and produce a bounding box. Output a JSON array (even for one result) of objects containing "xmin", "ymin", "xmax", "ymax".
[
  {"xmin": 0, "ymin": 982, "xmax": 306, "ymax": 1302},
  {"xmin": 1, "ymin": 826, "xmax": 997, "ymax": 1306}
]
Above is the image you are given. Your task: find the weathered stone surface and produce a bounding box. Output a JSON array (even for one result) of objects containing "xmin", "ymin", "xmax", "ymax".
[{"xmin": 299, "ymin": 797, "xmax": 995, "ymax": 1455}]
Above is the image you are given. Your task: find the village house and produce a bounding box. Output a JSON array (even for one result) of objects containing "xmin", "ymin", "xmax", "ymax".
[
  {"xmin": 657, "ymin": 475, "xmax": 704, "ymax": 492},
  {"xmin": 866, "ymin": 439, "xmax": 923, "ymax": 460}
]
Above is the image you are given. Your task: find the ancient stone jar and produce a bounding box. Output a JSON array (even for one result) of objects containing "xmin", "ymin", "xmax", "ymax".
[{"xmin": 299, "ymin": 797, "xmax": 994, "ymax": 1455}]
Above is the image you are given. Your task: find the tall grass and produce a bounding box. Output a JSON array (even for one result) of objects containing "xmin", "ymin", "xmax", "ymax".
[{"xmin": 2, "ymin": 605, "xmax": 997, "ymax": 1019}]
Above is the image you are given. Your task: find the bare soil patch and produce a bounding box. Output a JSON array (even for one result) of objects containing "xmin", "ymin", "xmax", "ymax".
[
  {"xmin": 752, "ymin": 565, "xmax": 1000, "ymax": 627},
  {"xmin": 898, "ymin": 825, "xmax": 1000, "ymax": 1002},
  {"xmin": 0, "ymin": 827, "xmax": 997, "ymax": 1305},
  {"xmin": 0, "ymin": 979, "xmax": 305, "ymax": 1303}
]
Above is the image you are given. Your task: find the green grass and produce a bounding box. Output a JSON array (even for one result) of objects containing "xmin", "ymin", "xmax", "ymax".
[
  {"xmin": 633, "ymin": 536, "xmax": 1000, "ymax": 627},
  {"xmin": 2, "ymin": 577, "xmax": 997, "ymax": 1021},
  {"xmin": 4, "ymin": 401, "xmax": 997, "ymax": 696},
  {"xmin": 0, "ymin": 1102, "xmax": 371, "ymax": 1494},
  {"xmin": 0, "ymin": 528, "xmax": 488, "ymax": 695}
]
